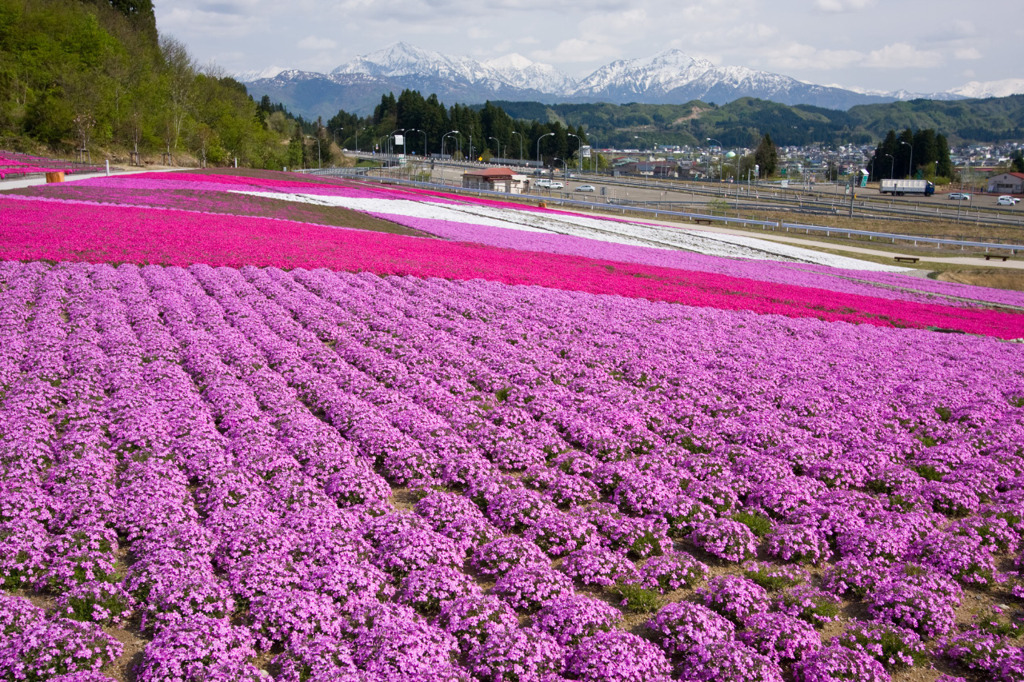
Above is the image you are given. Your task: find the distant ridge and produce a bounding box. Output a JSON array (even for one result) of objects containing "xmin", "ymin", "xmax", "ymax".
[{"xmin": 239, "ymin": 42, "xmax": 1024, "ymax": 119}]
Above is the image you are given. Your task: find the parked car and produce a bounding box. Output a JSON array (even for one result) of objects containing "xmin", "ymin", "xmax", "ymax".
[
  {"xmin": 948, "ymin": 192, "xmax": 971, "ymax": 200},
  {"xmin": 575, "ymin": 184, "xmax": 596, "ymax": 192},
  {"xmin": 997, "ymin": 195, "xmax": 1020, "ymax": 206}
]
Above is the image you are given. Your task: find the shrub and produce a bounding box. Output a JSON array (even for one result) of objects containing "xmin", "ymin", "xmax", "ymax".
[
  {"xmin": 655, "ymin": 495, "xmax": 717, "ymax": 538},
  {"xmin": 832, "ymin": 621, "xmax": 927, "ymax": 670},
  {"xmin": 492, "ymin": 565, "xmax": 574, "ymax": 613},
  {"xmin": 396, "ymin": 566, "xmax": 481, "ymax": 616},
  {"xmin": 913, "ymin": 531, "xmax": 1001, "ymax": 587},
  {"xmin": 524, "ymin": 510, "xmax": 599, "ymax": 557},
  {"xmin": 688, "ymin": 518, "xmax": 758, "ymax": 563},
  {"xmin": 696, "ymin": 574, "xmax": 769, "ymax": 623},
  {"xmin": 764, "ymin": 523, "xmax": 831, "ymax": 564},
  {"xmin": 560, "ymin": 547, "xmax": 641, "ymax": 587},
  {"xmin": 646, "ymin": 601, "xmax": 735, "ymax": 656},
  {"xmin": 564, "ymin": 630, "xmax": 672, "ymax": 682},
  {"xmin": 532, "ymin": 594, "xmax": 621, "ymax": 646},
  {"xmin": 55, "ymin": 580, "xmax": 135, "ymax": 626},
  {"xmin": 352, "ymin": 604, "xmax": 461, "ymax": 678},
  {"xmin": 601, "ymin": 514, "xmax": 672, "ymax": 560},
  {"xmin": 820, "ymin": 557, "xmax": 891, "ymax": 599},
  {"xmin": 742, "ymin": 560, "xmax": 810, "ymax": 591},
  {"xmin": 740, "ymin": 611, "xmax": 821, "ymax": 664},
  {"xmin": 940, "ymin": 627, "xmax": 1022, "ymax": 678},
  {"xmin": 371, "ymin": 527, "xmax": 464, "ymax": 577},
  {"xmin": 465, "ymin": 626, "xmax": 565, "ymax": 682},
  {"xmin": 470, "ymin": 536, "xmax": 549, "ymax": 578},
  {"xmin": 866, "ymin": 565, "xmax": 961, "ymax": 638},
  {"xmin": 324, "ymin": 465, "xmax": 392, "ymax": 508},
  {"xmin": 435, "ymin": 595, "xmax": 519, "ymax": 655},
  {"xmin": 0, "ymin": 595, "xmax": 124, "ymax": 681},
  {"xmin": 678, "ymin": 641, "xmax": 784, "ymax": 682},
  {"xmin": 641, "ymin": 551, "xmax": 709, "ymax": 593},
  {"xmin": 793, "ymin": 645, "xmax": 889, "ymax": 682}
]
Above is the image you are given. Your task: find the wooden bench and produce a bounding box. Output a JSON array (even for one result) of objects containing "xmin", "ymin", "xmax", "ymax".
[
  {"xmin": 894, "ymin": 256, "xmax": 919, "ymax": 263},
  {"xmin": 984, "ymin": 254, "xmax": 1010, "ymax": 261},
  {"xmin": 693, "ymin": 218, "xmax": 713, "ymax": 225}
]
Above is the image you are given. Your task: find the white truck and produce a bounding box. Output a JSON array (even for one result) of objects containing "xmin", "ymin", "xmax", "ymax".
[{"xmin": 879, "ymin": 179, "xmax": 935, "ymax": 196}]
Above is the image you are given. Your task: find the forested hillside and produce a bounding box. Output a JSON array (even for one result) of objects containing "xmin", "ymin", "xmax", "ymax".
[
  {"xmin": 0, "ymin": 0, "xmax": 310, "ymax": 168},
  {"xmin": 493, "ymin": 96, "xmax": 1024, "ymax": 149}
]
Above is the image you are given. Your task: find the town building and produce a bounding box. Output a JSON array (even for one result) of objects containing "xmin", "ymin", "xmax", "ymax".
[
  {"xmin": 461, "ymin": 167, "xmax": 529, "ymax": 193},
  {"xmin": 986, "ymin": 172, "xmax": 1024, "ymax": 195}
]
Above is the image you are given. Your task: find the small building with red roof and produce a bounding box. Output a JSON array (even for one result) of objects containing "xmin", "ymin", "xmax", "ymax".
[
  {"xmin": 986, "ymin": 172, "xmax": 1024, "ymax": 195},
  {"xmin": 462, "ymin": 167, "xmax": 529, "ymax": 193}
]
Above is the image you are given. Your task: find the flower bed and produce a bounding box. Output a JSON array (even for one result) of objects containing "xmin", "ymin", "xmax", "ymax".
[
  {"xmin": 3, "ymin": 171, "xmax": 1024, "ymax": 681},
  {"xmin": 2, "ymin": 193, "xmax": 1024, "ymax": 338}
]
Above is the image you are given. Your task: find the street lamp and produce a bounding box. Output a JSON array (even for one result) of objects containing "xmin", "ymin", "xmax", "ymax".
[
  {"xmin": 884, "ymin": 153, "xmax": 894, "ymax": 180},
  {"xmin": 536, "ymin": 132, "xmax": 555, "ymax": 167},
  {"xmin": 568, "ymin": 132, "xmax": 581, "ymax": 173},
  {"xmin": 441, "ymin": 130, "xmax": 459, "ymax": 158},
  {"xmin": 510, "ymin": 130, "xmax": 523, "ymax": 162},
  {"xmin": 389, "ymin": 128, "xmax": 405, "ymax": 160},
  {"xmin": 707, "ymin": 138, "xmax": 723, "ymax": 182},
  {"xmin": 553, "ymin": 156, "xmax": 567, "ymax": 178},
  {"xmin": 900, "ymin": 140, "xmax": 913, "ymax": 179},
  {"xmin": 488, "ymin": 136, "xmax": 501, "ymax": 160}
]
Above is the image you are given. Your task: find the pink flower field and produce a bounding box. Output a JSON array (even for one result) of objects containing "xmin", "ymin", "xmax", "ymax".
[{"xmin": 2, "ymin": 170, "xmax": 1024, "ymax": 682}]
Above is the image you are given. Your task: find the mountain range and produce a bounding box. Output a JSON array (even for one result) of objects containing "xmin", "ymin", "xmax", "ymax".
[{"xmin": 238, "ymin": 42, "xmax": 1024, "ymax": 120}]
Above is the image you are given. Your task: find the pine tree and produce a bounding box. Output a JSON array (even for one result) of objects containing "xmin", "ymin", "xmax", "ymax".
[{"xmin": 753, "ymin": 133, "xmax": 778, "ymax": 178}]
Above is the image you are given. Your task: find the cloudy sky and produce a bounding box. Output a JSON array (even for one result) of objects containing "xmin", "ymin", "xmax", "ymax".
[{"xmin": 154, "ymin": 0, "xmax": 1021, "ymax": 93}]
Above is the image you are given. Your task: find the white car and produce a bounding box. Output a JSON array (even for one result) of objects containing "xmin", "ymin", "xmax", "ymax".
[
  {"xmin": 548, "ymin": 181, "xmax": 564, "ymax": 190},
  {"xmin": 948, "ymin": 192, "xmax": 970, "ymax": 201},
  {"xmin": 575, "ymin": 184, "xmax": 596, "ymax": 192},
  {"xmin": 997, "ymin": 195, "xmax": 1020, "ymax": 206},
  {"xmin": 534, "ymin": 179, "xmax": 552, "ymax": 188}
]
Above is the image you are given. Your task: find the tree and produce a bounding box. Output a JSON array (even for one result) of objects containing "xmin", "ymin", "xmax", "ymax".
[
  {"xmin": 159, "ymin": 35, "xmax": 196, "ymax": 152},
  {"xmin": 1011, "ymin": 151, "xmax": 1024, "ymax": 174},
  {"xmin": 753, "ymin": 133, "xmax": 778, "ymax": 178}
]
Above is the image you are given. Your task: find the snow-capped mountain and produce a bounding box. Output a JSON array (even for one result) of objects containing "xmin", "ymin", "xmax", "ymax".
[
  {"xmin": 482, "ymin": 53, "xmax": 575, "ymax": 94},
  {"xmin": 234, "ymin": 66, "xmax": 287, "ymax": 82},
  {"xmin": 573, "ymin": 50, "xmax": 716, "ymax": 97},
  {"xmin": 949, "ymin": 79, "xmax": 1024, "ymax": 99},
  {"xmin": 570, "ymin": 51, "xmax": 890, "ymax": 109},
  {"xmin": 238, "ymin": 42, "xmax": 981, "ymax": 119},
  {"xmin": 331, "ymin": 43, "xmax": 491, "ymax": 83}
]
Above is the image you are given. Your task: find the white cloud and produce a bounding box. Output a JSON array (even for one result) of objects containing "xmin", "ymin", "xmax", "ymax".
[
  {"xmin": 763, "ymin": 43, "xmax": 864, "ymax": 71},
  {"xmin": 814, "ymin": 0, "xmax": 875, "ymax": 11},
  {"xmin": 955, "ymin": 47, "xmax": 982, "ymax": 60},
  {"xmin": 297, "ymin": 36, "xmax": 337, "ymax": 50},
  {"xmin": 532, "ymin": 38, "xmax": 623, "ymax": 64},
  {"xmin": 863, "ymin": 42, "xmax": 942, "ymax": 69}
]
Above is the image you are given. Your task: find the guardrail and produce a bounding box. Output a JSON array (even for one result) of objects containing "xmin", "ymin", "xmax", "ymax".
[
  {"xmin": 297, "ymin": 167, "xmax": 372, "ymax": 177},
  {"xmin": 777, "ymin": 222, "xmax": 1023, "ymax": 254}
]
